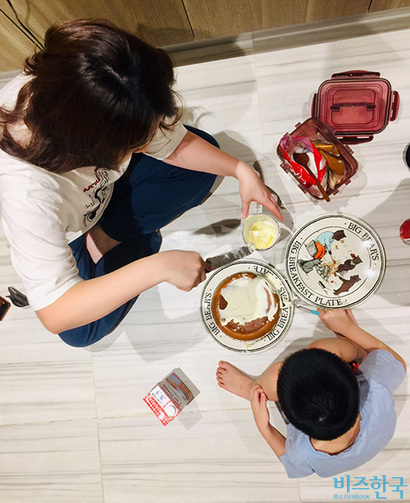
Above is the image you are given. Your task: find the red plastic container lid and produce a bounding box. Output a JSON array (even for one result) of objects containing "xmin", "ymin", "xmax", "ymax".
[{"xmin": 312, "ymin": 71, "xmax": 399, "ymax": 140}]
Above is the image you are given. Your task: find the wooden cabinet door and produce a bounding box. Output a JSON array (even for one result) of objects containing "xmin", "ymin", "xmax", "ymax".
[
  {"xmin": 0, "ymin": 0, "xmax": 194, "ymax": 72},
  {"xmin": 369, "ymin": 0, "xmax": 410, "ymax": 10},
  {"xmin": 183, "ymin": 0, "xmax": 371, "ymax": 40}
]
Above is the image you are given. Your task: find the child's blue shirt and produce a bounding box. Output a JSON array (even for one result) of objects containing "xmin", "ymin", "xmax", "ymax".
[{"xmin": 280, "ymin": 349, "xmax": 406, "ymax": 478}]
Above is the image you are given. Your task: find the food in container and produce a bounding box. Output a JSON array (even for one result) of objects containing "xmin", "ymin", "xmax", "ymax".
[
  {"xmin": 285, "ymin": 214, "xmax": 386, "ymax": 309},
  {"xmin": 143, "ymin": 370, "xmax": 195, "ymax": 426},
  {"xmin": 242, "ymin": 214, "xmax": 280, "ymax": 250},
  {"xmin": 277, "ymin": 118, "xmax": 358, "ymax": 200},
  {"xmin": 201, "ymin": 261, "xmax": 294, "ymax": 353},
  {"xmin": 211, "ymin": 272, "xmax": 280, "ymax": 341}
]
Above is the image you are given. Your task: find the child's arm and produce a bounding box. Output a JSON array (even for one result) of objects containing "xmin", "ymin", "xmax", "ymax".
[
  {"xmin": 318, "ymin": 309, "xmax": 407, "ymax": 372},
  {"xmin": 307, "ymin": 336, "xmax": 367, "ymax": 363},
  {"xmin": 308, "ymin": 310, "xmax": 368, "ymax": 362},
  {"xmin": 250, "ymin": 386, "xmax": 286, "ymax": 459},
  {"xmin": 165, "ymin": 131, "xmax": 283, "ymax": 220}
]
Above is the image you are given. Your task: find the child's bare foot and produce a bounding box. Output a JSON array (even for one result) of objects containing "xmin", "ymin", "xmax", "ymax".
[{"xmin": 216, "ymin": 361, "xmax": 256, "ymax": 400}]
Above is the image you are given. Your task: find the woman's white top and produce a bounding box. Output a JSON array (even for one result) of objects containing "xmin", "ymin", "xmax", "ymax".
[{"xmin": 0, "ymin": 74, "xmax": 187, "ymax": 310}]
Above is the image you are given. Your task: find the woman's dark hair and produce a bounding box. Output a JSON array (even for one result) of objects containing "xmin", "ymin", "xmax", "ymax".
[
  {"xmin": 277, "ymin": 348, "xmax": 360, "ymax": 441},
  {"xmin": 0, "ymin": 19, "xmax": 181, "ymax": 173}
]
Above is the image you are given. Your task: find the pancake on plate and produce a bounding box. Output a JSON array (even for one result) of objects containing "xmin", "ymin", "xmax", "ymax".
[{"xmin": 212, "ymin": 272, "xmax": 280, "ymax": 341}]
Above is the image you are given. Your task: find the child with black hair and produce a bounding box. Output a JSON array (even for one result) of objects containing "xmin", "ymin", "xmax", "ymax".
[{"xmin": 216, "ymin": 309, "xmax": 406, "ymax": 478}]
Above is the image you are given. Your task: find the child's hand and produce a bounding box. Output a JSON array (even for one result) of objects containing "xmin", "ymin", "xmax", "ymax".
[
  {"xmin": 250, "ymin": 385, "xmax": 271, "ymax": 434},
  {"xmin": 236, "ymin": 163, "xmax": 283, "ymax": 221},
  {"xmin": 318, "ymin": 308, "xmax": 356, "ymax": 336},
  {"xmin": 345, "ymin": 309, "xmax": 359, "ymax": 326}
]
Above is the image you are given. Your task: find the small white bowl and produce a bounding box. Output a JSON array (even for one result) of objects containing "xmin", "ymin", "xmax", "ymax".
[{"xmin": 242, "ymin": 213, "xmax": 280, "ymax": 251}]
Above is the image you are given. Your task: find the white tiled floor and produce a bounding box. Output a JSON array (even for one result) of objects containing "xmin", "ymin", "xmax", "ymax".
[{"xmin": 0, "ymin": 24, "xmax": 409, "ymax": 503}]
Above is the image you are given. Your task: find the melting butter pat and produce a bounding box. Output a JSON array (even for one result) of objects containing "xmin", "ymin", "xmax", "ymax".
[{"xmin": 243, "ymin": 215, "xmax": 279, "ymax": 250}]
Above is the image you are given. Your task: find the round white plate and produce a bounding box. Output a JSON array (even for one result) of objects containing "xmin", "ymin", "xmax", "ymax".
[
  {"xmin": 201, "ymin": 260, "xmax": 294, "ymax": 353},
  {"xmin": 285, "ymin": 214, "xmax": 386, "ymax": 309}
]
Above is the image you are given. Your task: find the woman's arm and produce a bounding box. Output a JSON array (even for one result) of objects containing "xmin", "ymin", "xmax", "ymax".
[
  {"xmin": 36, "ymin": 250, "xmax": 205, "ymax": 333},
  {"xmin": 250, "ymin": 386, "xmax": 287, "ymax": 459},
  {"xmin": 165, "ymin": 131, "xmax": 283, "ymax": 220}
]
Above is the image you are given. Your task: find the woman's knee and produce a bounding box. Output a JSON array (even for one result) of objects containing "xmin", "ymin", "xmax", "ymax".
[
  {"xmin": 58, "ymin": 330, "xmax": 94, "ymax": 348},
  {"xmin": 58, "ymin": 320, "xmax": 110, "ymax": 347}
]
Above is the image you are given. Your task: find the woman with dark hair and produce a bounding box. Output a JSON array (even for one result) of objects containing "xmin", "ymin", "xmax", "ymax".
[{"xmin": 0, "ymin": 19, "xmax": 282, "ymax": 347}]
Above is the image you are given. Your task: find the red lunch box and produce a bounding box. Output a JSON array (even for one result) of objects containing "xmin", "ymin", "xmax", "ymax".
[
  {"xmin": 277, "ymin": 70, "xmax": 399, "ymax": 201},
  {"xmin": 277, "ymin": 118, "xmax": 358, "ymax": 200},
  {"xmin": 311, "ymin": 70, "xmax": 400, "ymax": 144}
]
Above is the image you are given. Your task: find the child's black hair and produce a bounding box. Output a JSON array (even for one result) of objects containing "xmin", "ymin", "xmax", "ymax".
[{"xmin": 277, "ymin": 348, "xmax": 360, "ymax": 441}]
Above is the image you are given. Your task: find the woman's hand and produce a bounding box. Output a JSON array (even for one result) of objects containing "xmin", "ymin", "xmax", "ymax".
[
  {"xmin": 166, "ymin": 132, "xmax": 283, "ymax": 221},
  {"xmin": 37, "ymin": 249, "xmax": 206, "ymax": 333},
  {"xmin": 250, "ymin": 385, "xmax": 271, "ymax": 434},
  {"xmin": 158, "ymin": 250, "xmax": 207, "ymax": 291},
  {"xmin": 235, "ymin": 163, "xmax": 283, "ymax": 220}
]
